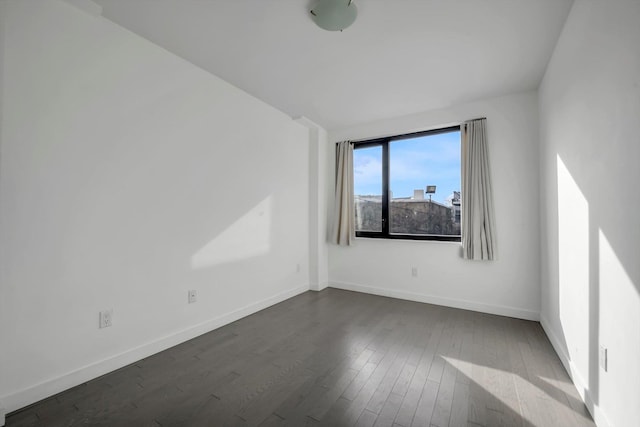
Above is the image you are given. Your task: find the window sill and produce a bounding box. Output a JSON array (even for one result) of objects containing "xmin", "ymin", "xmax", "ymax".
[{"xmin": 355, "ymin": 233, "xmax": 461, "ymax": 243}]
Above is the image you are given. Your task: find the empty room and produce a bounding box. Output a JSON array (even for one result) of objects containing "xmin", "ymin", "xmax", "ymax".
[{"xmin": 0, "ymin": 1, "xmax": 638, "ymax": 426}]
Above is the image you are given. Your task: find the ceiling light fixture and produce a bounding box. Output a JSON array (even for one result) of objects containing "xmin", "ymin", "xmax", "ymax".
[{"xmin": 310, "ymin": 0, "xmax": 357, "ymax": 32}]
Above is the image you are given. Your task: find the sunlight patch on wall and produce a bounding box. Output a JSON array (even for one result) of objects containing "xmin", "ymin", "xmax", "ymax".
[
  {"xmin": 557, "ymin": 154, "xmax": 589, "ymax": 373},
  {"xmin": 598, "ymin": 228, "xmax": 640, "ymax": 417},
  {"xmin": 191, "ymin": 196, "xmax": 272, "ymax": 269}
]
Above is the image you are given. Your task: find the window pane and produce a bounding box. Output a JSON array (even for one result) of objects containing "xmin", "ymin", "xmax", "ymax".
[
  {"xmin": 354, "ymin": 145, "xmax": 382, "ymax": 232},
  {"xmin": 389, "ymin": 131, "xmax": 461, "ymax": 236}
]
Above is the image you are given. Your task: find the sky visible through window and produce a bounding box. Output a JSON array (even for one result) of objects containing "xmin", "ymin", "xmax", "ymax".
[{"xmin": 354, "ymin": 130, "xmax": 461, "ymax": 205}]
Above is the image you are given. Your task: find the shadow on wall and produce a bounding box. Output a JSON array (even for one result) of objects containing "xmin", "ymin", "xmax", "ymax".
[
  {"xmin": 191, "ymin": 195, "xmax": 273, "ymax": 269},
  {"xmin": 553, "ymin": 153, "xmax": 639, "ymax": 416}
]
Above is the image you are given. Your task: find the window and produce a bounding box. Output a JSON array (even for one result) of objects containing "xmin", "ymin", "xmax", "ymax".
[{"xmin": 353, "ymin": 126, "xmax": 461, "ymax": 241}]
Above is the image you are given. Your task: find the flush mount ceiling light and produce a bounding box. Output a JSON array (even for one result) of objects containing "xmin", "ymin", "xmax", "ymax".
[{"xmin": 310, "ymin": 0, "xmax": 357, "ymax": 31}]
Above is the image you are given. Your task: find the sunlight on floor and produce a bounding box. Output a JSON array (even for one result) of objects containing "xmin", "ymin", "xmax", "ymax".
[
  {"xmin": 442, "ymin": 356, "xmax": 530, "ymax": 422},
  {"xmin": 443, "ymin": 354, "xmax": 593, "ymax": 426}
]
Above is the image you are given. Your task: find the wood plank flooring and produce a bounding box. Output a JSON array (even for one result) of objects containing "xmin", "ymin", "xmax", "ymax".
[{"xmin": 6, "ymin": 289, "xmax": 596, "ymax": 427}]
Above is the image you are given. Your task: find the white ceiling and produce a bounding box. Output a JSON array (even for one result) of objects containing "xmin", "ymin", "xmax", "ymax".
[{"xmin": 94, "ymin": 0, "xmax": 573, "ymax": 130}]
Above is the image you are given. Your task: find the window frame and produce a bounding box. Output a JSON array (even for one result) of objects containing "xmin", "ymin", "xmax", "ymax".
[{"xmin": 353, "ymin": 125, "xmax": 462, "ymax": 242}]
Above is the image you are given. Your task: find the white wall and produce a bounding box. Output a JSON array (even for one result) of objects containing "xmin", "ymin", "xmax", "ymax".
[
  {"xmin": 328, "ymin": 91, "xmax": 541, "ymax": 320},
  {"xmin": 0, "ymin": 0, "xmax": 310, "ymax": 413},
  {"xmin": 539, "ymin": 2, "xmax": 640, "ymax": 426},
  {"xmin": 295, "ymin": 117, "xmax": 330, "ymax": 291},
  {"xmin": 0, "ymin": 0, "xmax": 6, "ymax": 423}
]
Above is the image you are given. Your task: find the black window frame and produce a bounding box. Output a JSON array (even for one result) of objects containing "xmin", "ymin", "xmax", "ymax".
[{"xmin": 353, "ymin": 125, "xmax": 462, "ymax": 242}]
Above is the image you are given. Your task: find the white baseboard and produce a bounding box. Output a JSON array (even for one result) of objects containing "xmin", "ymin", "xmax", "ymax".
[
  {"xmin": 540, "ymin": 316, "xmax": 611, "ymax": 427},
  {"xmin": 1, "ymin": 285, "xmax": 309, "ymax": 415},
  {"xmin": 329, "ymin": 281, "xmax": 540, "ymax": 321},
  {"xmin": 539, "ymin": 316, "xmax": 572, "ymax": 377}
]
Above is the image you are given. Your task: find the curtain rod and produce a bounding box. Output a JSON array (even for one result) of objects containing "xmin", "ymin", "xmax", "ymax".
[{"xmin": 343, "ymin": 117, "xmax": 486, "ymax": 144}]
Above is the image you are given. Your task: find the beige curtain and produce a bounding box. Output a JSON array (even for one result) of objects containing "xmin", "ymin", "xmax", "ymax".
[
  {"xmin": 461, "ymin": 119, "xmax": 496, "ymax": 260},
  {"xmin": 330, "ymin": 141, "xmax": 355, "ymax": 245}
]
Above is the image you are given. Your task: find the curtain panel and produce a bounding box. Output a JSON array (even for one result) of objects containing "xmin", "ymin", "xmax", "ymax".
[
  {"xmin": 461, "ymin": 118, "xmax": 496, "ymax": 260},
  {"xmin": 330, "ymin": 141, "xmax": 355, "ymax": 246}
]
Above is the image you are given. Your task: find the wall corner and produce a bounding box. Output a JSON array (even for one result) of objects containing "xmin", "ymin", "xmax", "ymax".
[
  {"xmin": 294, "ymin": 116, "xmax": 330, "ymax": 291},
  {"xmin": 309, "ymin": 282, "xmax": 329, "ymax": 292}
]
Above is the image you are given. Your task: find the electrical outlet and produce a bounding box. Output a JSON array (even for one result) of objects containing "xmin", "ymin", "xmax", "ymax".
[
  {"xmin": 599, "ymin": 345, "xmax": 608, "ymax": 371},
  {"xmin": 188, "ymin": 290, "xmax": 197, "ymax": 304},
  {"xmin": 99, "ymin": 309, "xmax": 113, "ymax": 329},
  {"xmin": 411, "ymin": 267, "xmax": 418, "ymax": 277}
]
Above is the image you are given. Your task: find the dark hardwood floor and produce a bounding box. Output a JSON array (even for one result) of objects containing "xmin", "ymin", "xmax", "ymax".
[{"xmin": 6, "ymin": 289, "xmax": 595, "ymax": 426}]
